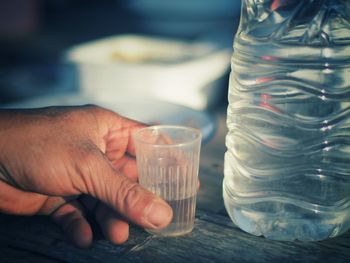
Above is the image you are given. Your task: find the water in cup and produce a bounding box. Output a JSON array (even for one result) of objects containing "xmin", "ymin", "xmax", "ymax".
[
  {"xmin": 138, "ymin": 156, "xmax": 198, "ymax": 236},
  {"xmin": 151, "ymin": 195, "xmax": 197, "ymax": 236}
]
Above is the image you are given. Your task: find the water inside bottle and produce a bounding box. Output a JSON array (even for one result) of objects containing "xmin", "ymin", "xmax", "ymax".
[{"xmin": 224, "ymin": 0, "xmax": 350, "ymax": 241}]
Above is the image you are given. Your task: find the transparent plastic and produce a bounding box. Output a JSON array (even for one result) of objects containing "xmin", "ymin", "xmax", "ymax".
[
  {"xmin": 224, "ymin": 0, "xmax": 350, "ymax": 241},
  {"xmin": 134, "ymin": 125, "xmax": 201, "ymax": 236}
]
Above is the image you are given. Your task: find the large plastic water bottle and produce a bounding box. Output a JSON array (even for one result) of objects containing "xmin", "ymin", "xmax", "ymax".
[{"xmin": 223, "ymin": 0, "xmax": 350, "ymax": 241}]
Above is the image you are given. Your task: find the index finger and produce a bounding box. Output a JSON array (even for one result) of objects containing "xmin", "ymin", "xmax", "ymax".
[
  {"xmin": 104, "ymin": 114, "xmax": 146, "ymax": 159},
  {"xmin": 122, "ymin": 117, "xmax": 147, "ymax": 156}
]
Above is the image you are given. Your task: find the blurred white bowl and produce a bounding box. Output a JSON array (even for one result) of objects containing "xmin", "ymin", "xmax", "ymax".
[{"xmin": 66, "ymin": 34, "xmax": 231, "ymax": 110}]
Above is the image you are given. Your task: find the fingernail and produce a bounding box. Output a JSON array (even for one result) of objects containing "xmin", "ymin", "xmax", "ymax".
[{"xmin": 144, "ymin": 199, "xmax": 173, "ymax": 229}]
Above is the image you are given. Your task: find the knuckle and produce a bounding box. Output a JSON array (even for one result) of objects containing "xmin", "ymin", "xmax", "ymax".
[{"xmin": 80, "ymin": 104, "xmax": 103, "ymax": 118}]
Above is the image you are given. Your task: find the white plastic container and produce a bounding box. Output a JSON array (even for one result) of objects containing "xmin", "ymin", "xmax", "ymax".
[{"xmin": 66, "ymin": 34, "xmax": 230, "ymax": 110}]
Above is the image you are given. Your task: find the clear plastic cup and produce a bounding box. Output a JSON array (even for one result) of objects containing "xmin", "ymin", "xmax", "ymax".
[{"xmin": 133, "ymin": 125, "xmax": 202, "ymax": 236}]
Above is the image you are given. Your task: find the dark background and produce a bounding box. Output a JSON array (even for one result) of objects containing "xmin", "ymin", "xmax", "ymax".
[{"xmin": 0, "ymin": 0, "xmax": 240, "ymax": 106}]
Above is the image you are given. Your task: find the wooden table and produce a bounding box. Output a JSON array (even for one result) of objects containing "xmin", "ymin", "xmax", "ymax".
[{"xmin": 1, "ymin": 109, "xmax": 350, "ymax": 263}]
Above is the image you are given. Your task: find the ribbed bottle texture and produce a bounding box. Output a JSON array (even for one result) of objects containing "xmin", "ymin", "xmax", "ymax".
[{"xmin": 224, "ymin": 0, "xmax": 350, "ymax": 241}]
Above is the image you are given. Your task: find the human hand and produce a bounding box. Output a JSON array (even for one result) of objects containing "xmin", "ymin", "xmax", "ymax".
[{"xmin": 0, "ymin": 105, "xmax": 173, "ymax": 247}]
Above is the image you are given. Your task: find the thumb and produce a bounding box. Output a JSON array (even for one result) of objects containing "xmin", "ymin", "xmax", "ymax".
[{"xmin": 77, "ymin": 150, "xmax": 173, "ymax": 230}]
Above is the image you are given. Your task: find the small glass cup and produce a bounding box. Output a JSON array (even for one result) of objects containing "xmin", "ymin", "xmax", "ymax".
[{"xmin": 133, "ymin": 125, "xmax": 202, "ymax": 236}]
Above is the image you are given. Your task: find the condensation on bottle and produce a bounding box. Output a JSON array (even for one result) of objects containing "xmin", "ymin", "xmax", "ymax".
[{"xmin": 223, "ymin": 0, "xmax": 350, "ymax": 241}]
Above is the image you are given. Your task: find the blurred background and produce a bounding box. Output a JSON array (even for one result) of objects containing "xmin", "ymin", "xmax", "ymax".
[{"xmin": 0, "ymin": 0, "xmax": 240, "ymax": 141}]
